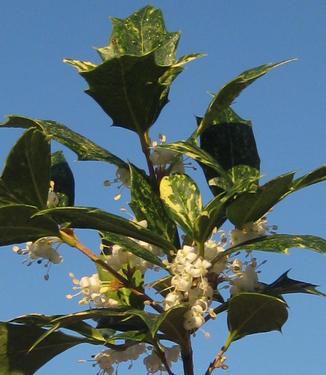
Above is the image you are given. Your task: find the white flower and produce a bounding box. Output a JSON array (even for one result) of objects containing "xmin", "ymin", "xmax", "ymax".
[
  {"xmin": 185, "ymin": 257, "xmax": 211, "ymax": 278},
  {"xmin": 164, "ymin": 291, "xmax": 183, "ymax": 310},
  {"xmin": 66, "ymin": 272, "xmax": 119, "ymax": 307},
  {"xmin": 13, "ymin": 237, "xmax": 63, "ymax": 265},
  {"xmin": 230, "ymin": 260, "xmax": 259, "ymax": 295},
  {"xmin": 149, "ymin": 134, "xmax": 185, "ymax": 175},
  {"xmin": 171, "ymin": 274, "xmax": 193, "ymax": 292},
  {"xmin": 95, "ymin": 344, "xmax": 146, "ymax": 375},
  {"xmin": 183, "ymin": 307, "xmax": 205, "ymax": 330},
  {"xmin": 230, "ymin": 218, "xmax": 268, "ymax": 247},
  {"xmin": 204, "ymin": 239, "xmax": 227, "ymax": 274}
]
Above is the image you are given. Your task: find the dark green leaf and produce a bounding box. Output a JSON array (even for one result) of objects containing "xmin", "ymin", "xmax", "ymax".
[
  {"xmin": 0, "ymin": 115, "xmax": 127, "ymax": 168},
  {"xmin": 227, "ymin": 173, "xmax": 294, "ymax": 227},
  {"xmin": 129, "ymin": 165, "xmax": 176, "ymax": 244},
  {"xmin": 227, "ymin": 293, "xmax": 288, "ymax": 341},
  {"xmin": 200, "ymin": 122, "xmax": 260, "ymax": 196},
  {"xmin": 160, "ymin": 174, "xmax": 202, "ymax": 238},
  {"xmin": 0, "ymin": 205, "xmax": 59, "ymax": 246},
  {"xmin": 195, "ymin": 59, "xmax": 295, "ymax": 138},
  {"xmin": 35, "ymin": 206, "xmax": 175, "ymax": 252},
  {"xmin": 50, "ymin": 308, "xmax": 161, "ymax": 340},
  {"xmin": 50, "ymin": 151, "xmax": 75, "ymax": 206},
  {"xmin": 0, "ymin": 129, "xmax": 50, "ymax": 208},
  {"xmin": 195, "ymin": 195, "xmax": 227, "ymax": 243},
  {"xmin": 156, "ymin": 305, "xmax": 188, "ymax": 344},
  {"xmin": 64, "ymin": 54, "xmax": 200, "ymax": 134},
  {"xmin": 232, "ymin": 234, "xmax": 326, "ymax": 255},
  {"xmin": 0, "ymin": 322, "xmax": 86, "ymax": 375},
  {"xmin": 100, "ymin": 231, "xmax": 164, "ymax": 267},
  {"xmin": 64, "ymin": 5, "xmax": 202, "ymax": 134},
  {"xmin": 263, "ymin": 270, "xmax": 326, "ymax": 297}
]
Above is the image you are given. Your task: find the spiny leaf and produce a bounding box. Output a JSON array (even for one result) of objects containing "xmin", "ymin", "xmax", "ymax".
[
  {"xmin": 263, "ymin": 270, "xmax": 326, "ymax": 297},
  {"xmin": 64, "ymin": 5, "xmax": 202, "ymax": 134},
  {"xmin": 160, "ymin": 174, "xmax": 202, "ymax": 239},
  {"xmin": 97, "ymin": 6, "xmax": 180, "ymax": 62},
  {"xmin": 0, "ymin": 129, "xmax": 50, "ymax": 208},
  {"xmin": 34, "ymin": 206, "xmax": 175, "ymax": 252},
  {"xmin": 129, "ymin": 165, "xmax": 176, "ymax": 244},
  {"xmin": 227, "ymin": 293, "xmax": 288, "ymax": 342},
  {"xmin": 0, "ymin": 115, "xmax": 127, "ymax": 168},
  {"xmin": 0, "ymin": 205, "xmax": 59, "ymax": 246}
]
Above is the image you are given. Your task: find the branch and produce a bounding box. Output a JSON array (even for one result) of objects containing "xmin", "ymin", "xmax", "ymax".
[{"xmin": 59, "ymin": 229, "xmax": 164, "ymax": 313}]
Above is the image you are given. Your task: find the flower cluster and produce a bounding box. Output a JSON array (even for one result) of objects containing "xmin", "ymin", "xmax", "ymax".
[
  {"xmin": 163, "ymin": 245, "xmax": 216, "ymax": 330},
  {"xmin": 94, "ymin": 344, "xmax": 180, "ymax": 375},
  {"xmin": 66, "ymin": 272, "xmax": 120, "ymax": 307}
]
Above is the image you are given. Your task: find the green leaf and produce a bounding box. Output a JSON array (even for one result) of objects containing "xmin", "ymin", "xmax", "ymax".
[
  {"xmin": 227, "ymin": 172, "xmax": 294, "ymax": 227},
  {"xmin": 35, "ymin": 206, "xmax": 175, "ymax": 252},
  {"xmin": 0, "ymin": 115, "xmax": 127, "ymax": 168},
  {"xmin": 263, "ymin": 270, "xmax": 326, "ymax": 297},
  {"xmin": 0, "ymin": 205, "xmax": 59, "ymax": 246},
  {"xmin": 97, "ymin": 6, "xmax": 180, "ymax": 62},
  {"xmin": 64, "ymin": 6, "xmax": 202, "ymax": 134},
  {"xmin": 209, "ymin": 165, "xmax": 260, "ymax": 195},
  {"xmin": 156, "ymin": 305, "xmax": 188, "ymax": 344},
  {"xmin": 194, "ymin": 195, "xmax": 227, "ymax": 243},
  {"xmin": 11, "ymin": 314, "xmax": 105, "ymax": 344},
  {"xmin": 227, "ymin": 293, "xmax": 288, "ymax": 342},
  {"xmin": 100, "ymin": 231, "xmax": 165, "ymax": 267},
  {"xmin": 291, "ymin": 165, "xmax": 326, "ymax": 191},
  {"xmin": 0, "ymin": 129, "xmax": 50, "ymax": 208},
  {"xmin": 160, "ymin": 174, "xmax": 202, "ymax": 238},
  {"xmin": 129, "ymin": 165, "xmax": 176, "ymax": 244},
  {"xmin": 50, "ymin": 151, "xmax": 75, "ymax": 206},
  {"xmin": 50, "ymin": 308, "xmax": 161, "ymax": 340},
  {"xmin": 195, "ymin": 59, "xmax": 295, "ymax": 138},
  {"xmin": 157, "ymin": 141, "xmax": 231, "ymax": 187},
  {"xmin": 232, "ymin": 234, "xmax": 326, "ymax": 255},
  {"xmin": 0, "ymin": 322, "xmax": 86, "ymax": 375}
]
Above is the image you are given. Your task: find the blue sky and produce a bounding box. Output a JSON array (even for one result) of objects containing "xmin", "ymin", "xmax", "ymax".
[{"xmin": 0, "ymin": 1, "xmax": 325, "ymax": 374}]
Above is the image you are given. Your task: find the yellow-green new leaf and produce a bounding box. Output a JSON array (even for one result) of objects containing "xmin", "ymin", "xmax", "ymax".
[{"xmin": 160, "ymin": 174, "xmax": 202, "ymax": 239}]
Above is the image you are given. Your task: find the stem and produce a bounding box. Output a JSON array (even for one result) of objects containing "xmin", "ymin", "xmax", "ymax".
[
  {"xmin": 181, "ymin": 333, "xmax": 194, "ymax": 375},
  {"xmin": 139, "ymin": 130, "xmax": 157, "ymax": 189},
  {"xmin": 204, "ymin": 334, "xmax": 234, "ymax": 375},
  {"xmin": 152, "ymin": 341, "xmax": 175, "ymax": 375},
  {"xmin": 59, "ymin": 229, "xmax": 163, "ymax": 313}
]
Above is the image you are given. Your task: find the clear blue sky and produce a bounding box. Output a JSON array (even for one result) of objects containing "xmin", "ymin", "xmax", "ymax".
[{"xmin": 1, "ymin": 1, "xmax": 325, "ymax": 374}]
